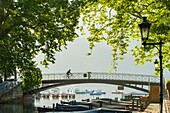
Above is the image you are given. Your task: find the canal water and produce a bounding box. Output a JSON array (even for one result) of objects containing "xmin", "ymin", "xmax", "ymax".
[{"xmin": 0, "ymin": 83, "xmax": 148, "ymax": 113}]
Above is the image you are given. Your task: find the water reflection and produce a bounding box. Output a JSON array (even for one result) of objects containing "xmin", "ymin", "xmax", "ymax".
[{"xmin": 0, "ymin": 103, "xmax": 37, "ymax": 113}]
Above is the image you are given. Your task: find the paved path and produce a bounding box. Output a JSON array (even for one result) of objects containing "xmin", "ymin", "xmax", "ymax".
[{"xmin": 136, "ymin": 99, "xmax": 170, "ymax": 113}]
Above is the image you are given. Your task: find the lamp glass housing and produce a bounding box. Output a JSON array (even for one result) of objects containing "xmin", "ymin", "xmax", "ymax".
[
  {"xmin": 154, "ymin": 59, "xmax": 159, "ymax": 68},
  {"xmin": 138, "ymin": 17, "xmax": 151, "ymax": 42}
]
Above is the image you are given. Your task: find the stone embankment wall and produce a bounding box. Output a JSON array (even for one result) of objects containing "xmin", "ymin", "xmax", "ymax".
[
  {"xmin": 0, "ymin": 83, "xmax": 23, "ymax": 103},
  {"xmin": 0, "ymin": 82, "xmax": 35, "ymax": 105}
]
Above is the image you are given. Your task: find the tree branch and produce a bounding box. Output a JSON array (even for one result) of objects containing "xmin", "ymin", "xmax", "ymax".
[{"xmin": 0, "ymin": 24, "xmax": 15, "ymax": 40}]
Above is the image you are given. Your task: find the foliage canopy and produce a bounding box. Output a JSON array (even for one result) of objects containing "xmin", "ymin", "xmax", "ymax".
[
  {"xmin": 80, "ymin": 0, "xmax": 170, "ymax": 73},
  {"xmin": 0, "ymin": 0, "xmax": 84, "ymax": 92},
  {"xmin": 0, "ymin": 0, "xmax": 170, "ymax": 91}
]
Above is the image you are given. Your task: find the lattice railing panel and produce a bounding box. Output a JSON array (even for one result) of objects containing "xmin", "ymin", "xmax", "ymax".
[{"xmin": 42, "ymin": 72, "xmax": 160, "ymax": 83}]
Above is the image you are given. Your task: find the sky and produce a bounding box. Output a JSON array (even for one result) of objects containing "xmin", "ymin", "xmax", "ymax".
[{"xmin": 35, "ymin": 34, "xmax": 170, "ymax": 80}]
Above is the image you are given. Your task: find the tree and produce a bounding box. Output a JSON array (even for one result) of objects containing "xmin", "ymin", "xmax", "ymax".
[
  {"xmin": 80, "ymin": 0, "xmax": 170, "ymax": 73},
  {"xmin": 0, "ymin": 0, "xmax": 84, "ymax": 92},
  {"xmin": 1, "ymin": 0, "xmax": 170, "ymax": 92}
]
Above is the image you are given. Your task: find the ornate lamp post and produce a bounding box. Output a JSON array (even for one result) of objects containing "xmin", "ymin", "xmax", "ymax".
[{"xmin": 139, "ymin": 17, "xmax": 164, "ymax": 113}]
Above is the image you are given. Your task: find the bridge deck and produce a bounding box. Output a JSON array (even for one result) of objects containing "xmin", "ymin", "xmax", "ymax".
[
  {"xmin": 37, "ymin": 73, "xmax": 161, "ymax": 93},
  {"xmin": 42, "ymin": 72, "xmax": 160, "ymax": 84}
]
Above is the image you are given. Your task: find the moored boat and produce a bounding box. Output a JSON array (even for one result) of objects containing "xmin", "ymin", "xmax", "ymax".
[
  {"xmin": 42, "ymin": 108, "xmax": 132, "ymax": 113},
  {"xmin": 37, "ymin": 104, "xmax": 89, "ymax": 113},
  {"xmin": 112, "ymin": 91, "xmax": 123, "ymax": 94},
  {"xmin": 90, "ymin": 90, "xmax": 106, "ymax": 95}
]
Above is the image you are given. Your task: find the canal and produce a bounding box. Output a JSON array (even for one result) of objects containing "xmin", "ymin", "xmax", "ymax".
[{"xmin": 0, "ymin": 83, "xmax": 148, "ymax": 113}]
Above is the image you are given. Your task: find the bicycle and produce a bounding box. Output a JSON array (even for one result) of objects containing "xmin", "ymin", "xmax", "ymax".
[{"xmin": 64, "ymin": 73, "xmax": 76, "ymax": 79}]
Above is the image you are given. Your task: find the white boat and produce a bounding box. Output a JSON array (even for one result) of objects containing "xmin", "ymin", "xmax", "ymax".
[
  {"xmin": 90, "ymin": 90, "xmax": 106, "ymax": 95},
  {"xmin": 50, "ymin": 88, "xmax": 60, "ymax": 98},
  {"xmin": 51, "ymin": 88, "xmax": 60, "ymax": 92},
  {"xmin": 74, "ymin": 88, "xmax": 87, "ymax": 94},
  {"xmin": 112, "ymin": 90, "xmax": 123, "ymax": 94},
  {"xmin": 76, "ymin": 91, "xmax": 87, "ymax": 94},
  {"xmin": 127, "ymin": 91, "xmax": 148, "ymax": 96},
  {"xmin": 40, "ymin": 90, "xmax": 51, "ymax": 98}
]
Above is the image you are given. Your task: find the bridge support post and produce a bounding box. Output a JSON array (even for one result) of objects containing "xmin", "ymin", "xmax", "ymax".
[
  {"xmin": 53, "ymin": 103, "xmax": 55, "ymax": 110},
  {"xmin": 132, "ymin": 99, "xmax": 134, "ymax": 110},
  {"xmin": 109, "ymin": 99, "xmax": 111, "ymax": 105},
  {"xmin": 89, "ymin": 103, "xmax": 93, "ymax": 109},
  {"xmin": 99, "ymin": 101, "xmax": 102, "ymax": 107}
]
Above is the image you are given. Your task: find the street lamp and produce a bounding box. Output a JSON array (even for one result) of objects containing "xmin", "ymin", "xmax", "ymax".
[
  {"xmin": 138, "ymin": 17, "xmax": 151, "ymax": 43},
  {"xmin": 139, "ymin": 17, "xmax": 164, "ymax": 113},
  {"xmin": 154, "ymin": 59, "xmax": 159, "ymax": 69}
]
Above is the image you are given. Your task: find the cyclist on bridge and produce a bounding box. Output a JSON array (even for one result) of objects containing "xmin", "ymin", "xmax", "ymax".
[{"xmin": 66, "ymin": 69, "xmax": 72, "ymax": 79}]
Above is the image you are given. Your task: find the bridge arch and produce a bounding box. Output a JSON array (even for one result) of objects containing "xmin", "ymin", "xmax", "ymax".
[{"xmin": 28, "ymin": 72, "xmax": 160, "ymax": 94}]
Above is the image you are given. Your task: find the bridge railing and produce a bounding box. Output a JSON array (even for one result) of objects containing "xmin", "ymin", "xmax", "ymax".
[{"xmin": 42, "ymin": 72, "xmax": 160, "ymax": 83}]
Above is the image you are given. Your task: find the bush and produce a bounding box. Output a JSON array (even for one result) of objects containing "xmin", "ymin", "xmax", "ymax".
[{"xmin": 166, "ymin": 79, "xmax": 170, "ymax": 84}]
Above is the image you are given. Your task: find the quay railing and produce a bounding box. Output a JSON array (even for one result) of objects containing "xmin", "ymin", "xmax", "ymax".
[{"xmin": 42, "ymin": 72, "xmax": 160, "ymax": 83}]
